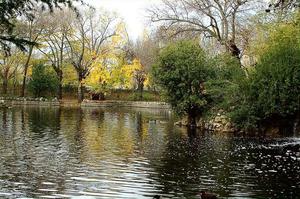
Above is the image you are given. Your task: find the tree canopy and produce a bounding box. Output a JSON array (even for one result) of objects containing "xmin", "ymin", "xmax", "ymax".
[
  {"xmin": 228, "ymin": 15, "xmax": 300, "ymax": 131},
  {"xmin": 153, "ymin": 40, "xmax": 215, "ymax": 125},
  {"xmin": 0, "ymin": 0, "xmax": 81, "ymax": 51}
]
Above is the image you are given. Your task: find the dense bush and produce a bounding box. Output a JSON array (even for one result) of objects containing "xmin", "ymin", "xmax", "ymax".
[
  {"xmin": 228, "ymin": 21, "xmax": 300, "ymax": 131},
  {"xmin": 151, "ymin": 19, "xmax": 300, "ymax": 133},
  {"xmin": 28, "ymin": 63, "xmax": 59, "ymax": 97},
  {"xmin": 152, "ymin": 40, "xmax": 215, "ymax": 125},
  {"xmin": 205, "ymin": 53, "xmax": 245, "ymax": 111}
]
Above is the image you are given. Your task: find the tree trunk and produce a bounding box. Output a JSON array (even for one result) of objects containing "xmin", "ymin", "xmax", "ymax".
[
  {"xmin": 58, "ymin": 70, "xmax": 63, "ymax": 100},
  {"xmin": 77, "ymin": 75, "xmax": 84, "ymax": 103},
  {"xmin": 58, "ymin": 82, "xmax": 63, "ymax": 100},
  {"xmin": 187, "ymin": 108, "xmax": 197, "ymax": 127},
  {"xmin": 21, "ymin": 46, "xmax": 34, "ymax": 97},
  {"xmin": 138, "ymin": 82, "xmax": 144, "ymax": 100},
  {"xmin": 21, "ymin": 71, "xmax": 27, "ymax": 97},
  {"xmin": 226, "ymin": 40, "xmax": 241, "ymax": 60},
  {"xmin": 2, "ymin": 79, "xmax": 8, "ymax": 95},
  {"xmin": 187, "ymin": 114, "xmax": 196, "ymax": 127}
]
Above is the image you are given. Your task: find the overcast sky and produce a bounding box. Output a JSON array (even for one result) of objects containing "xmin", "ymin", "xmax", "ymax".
[{"xmin": 85, "ymin": 0, "xmax": 160, "ymax": 40}]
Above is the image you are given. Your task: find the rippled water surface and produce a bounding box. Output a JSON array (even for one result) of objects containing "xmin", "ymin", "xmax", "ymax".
[{"xmin": 0, "ymin": 106, "xmax": 300, "ymax": 198}]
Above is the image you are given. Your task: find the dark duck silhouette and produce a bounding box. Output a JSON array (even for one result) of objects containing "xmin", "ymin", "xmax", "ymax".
[{"xmin": 200, "ymin": 191, "xmax": 218, "ymax": 199}]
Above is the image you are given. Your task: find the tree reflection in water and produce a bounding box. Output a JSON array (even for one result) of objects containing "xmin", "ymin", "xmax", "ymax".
[{"xmin": 0, "ymin": 107, "xmax": 299, "ymax": 198}]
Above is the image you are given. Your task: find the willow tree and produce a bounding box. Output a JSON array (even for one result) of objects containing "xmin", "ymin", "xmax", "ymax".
[
  {"xmin": 66, "ymin": 9, "xmax": 117, "ymax": 102},
  {"xmin": 149, "ymin": 0, "xmax": 255, "ymax": 58}
]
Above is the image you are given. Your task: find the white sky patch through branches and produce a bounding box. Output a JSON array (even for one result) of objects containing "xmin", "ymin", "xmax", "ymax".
[{"xmin": 85, "ymin": 0, "xmax": 160, "ymax": 40}]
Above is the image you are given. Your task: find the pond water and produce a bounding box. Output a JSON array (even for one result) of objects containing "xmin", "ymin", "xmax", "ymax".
[{"xmin": 0, "ymin": 106, "xmax": 299, "ymax": 199}]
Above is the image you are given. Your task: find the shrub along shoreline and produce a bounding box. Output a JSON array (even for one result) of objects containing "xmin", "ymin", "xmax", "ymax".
[{"xmin": 152, "ymin": 13, "xmax": 300, "ymax": 135}]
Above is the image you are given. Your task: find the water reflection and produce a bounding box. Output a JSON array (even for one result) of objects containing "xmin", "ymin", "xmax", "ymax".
[{"xmin": 0, "ymin": 107, "xmax": 299, "ymax": 198}]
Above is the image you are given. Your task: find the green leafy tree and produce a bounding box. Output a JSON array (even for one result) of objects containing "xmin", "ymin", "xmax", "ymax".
[
  {"xmin": 152, "ymin": 40, "xmax": 214, "ymax": 126},
  {"xmin": 229, "ymin": 17, "xmax": 300, "ymax": 131},
  {"xmin": 28, "ymin": 63, "xmax": 59, "ymax": 97},
  {"xmin": 206, "ymin": 53, "xmax": 245, "ymax": 109}
]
